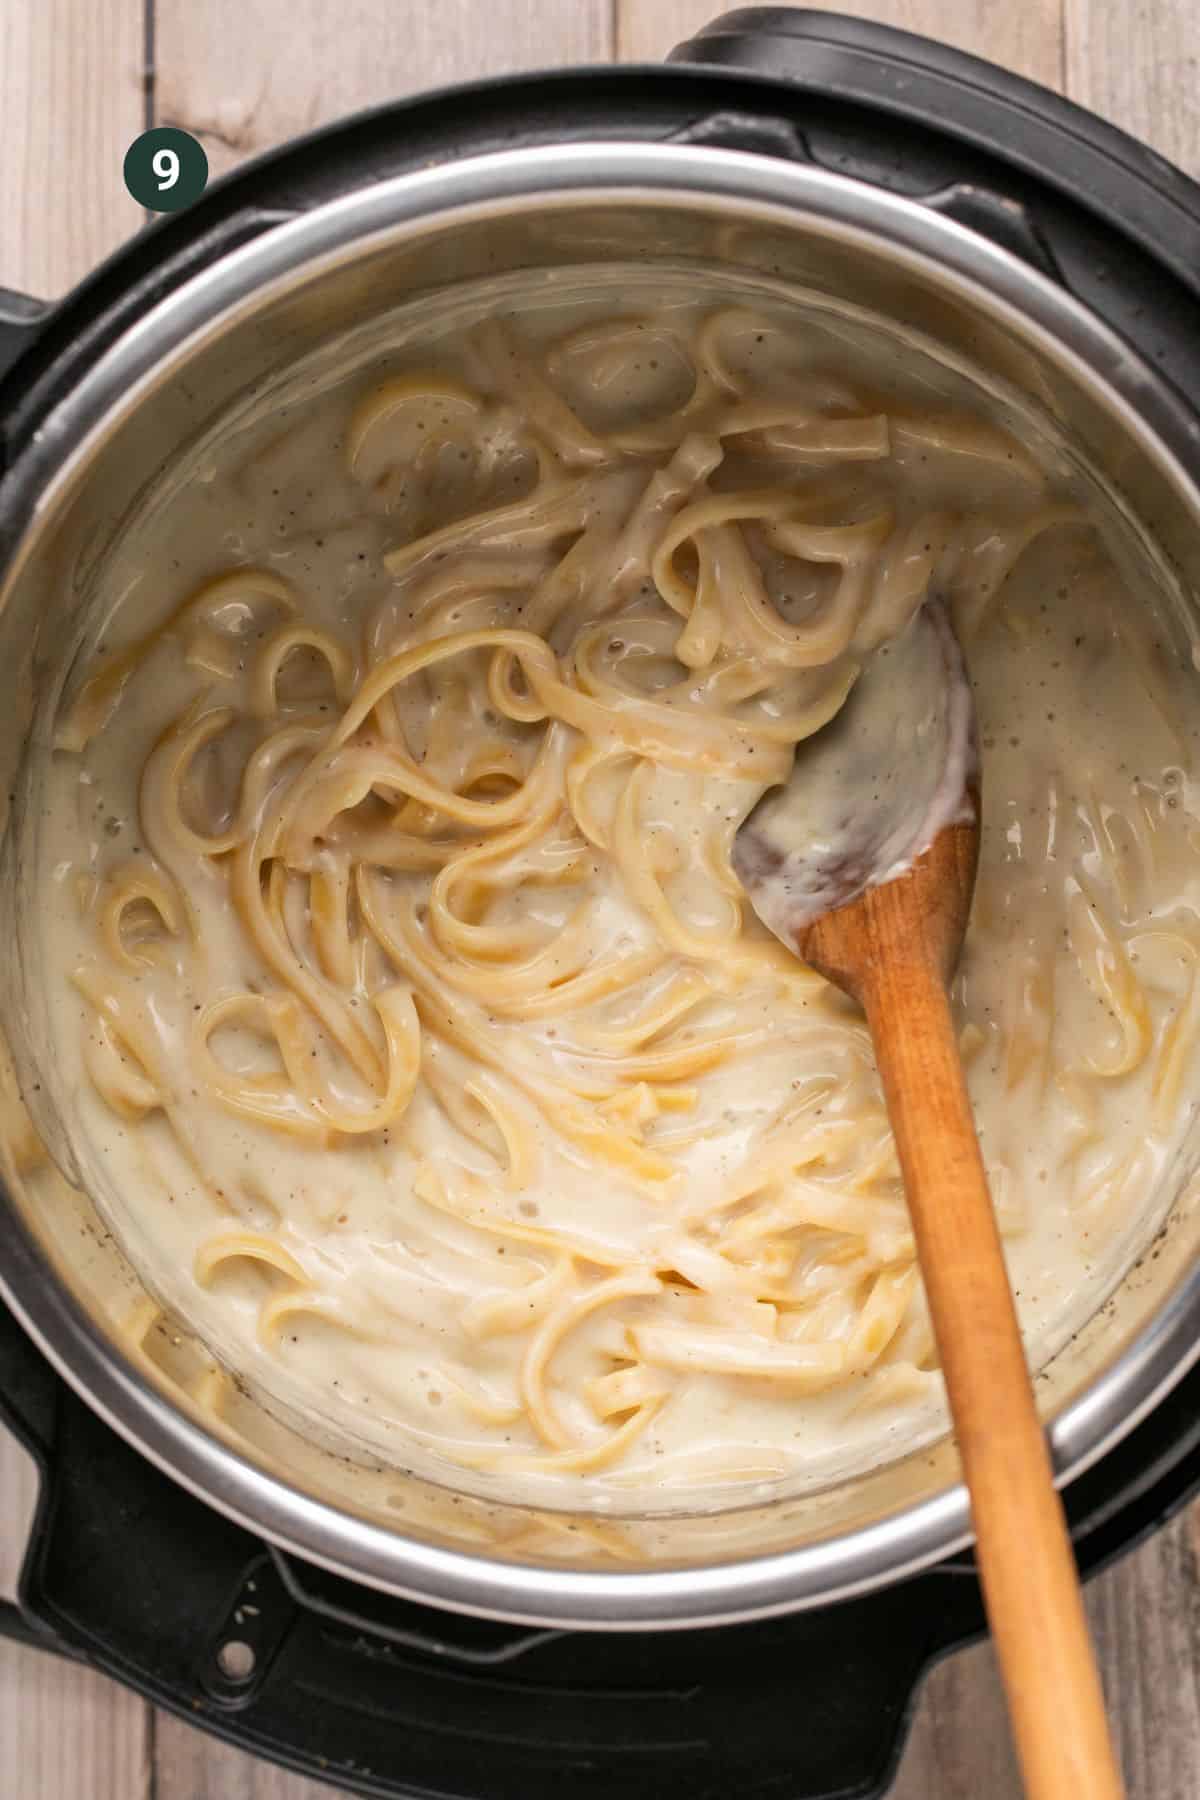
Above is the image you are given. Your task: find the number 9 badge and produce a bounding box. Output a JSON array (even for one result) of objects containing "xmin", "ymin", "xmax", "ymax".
[{"xmin": 123, "ymin": 128, "xmax": 209, "ymax": 213}]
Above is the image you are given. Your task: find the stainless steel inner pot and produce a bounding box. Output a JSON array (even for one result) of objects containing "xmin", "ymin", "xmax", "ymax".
[{"xmin": 2, "ymin": 142, "xmax": 1200, "ymax": 1629}]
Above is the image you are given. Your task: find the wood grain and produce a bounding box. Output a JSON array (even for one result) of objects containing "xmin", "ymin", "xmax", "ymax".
[
  {"xmin": 894, "ymin": 0, "xmax": 1200, "ymax": 1791},
  {"xmin": 0, "ymin": 1432, "xmax": 152, "ymax": 1798},
  {"xmin": 0, "ymin": 1432, "xmax": 36, "ymax": 1602},
  {"xmin": 152, "ymin": 0, "xmax": 611, "ymax": 181},
  {"xmin": 146, "ymin": 1724, "xmax": 342, "ymax": 1800},
  {"xmin": 4, "ymin": 2, "xmax": 1200, "ymax": 1798},
  {"xmin": 1086, "ymin": 1512, "xmax": 1200, "ymax": 1797},
  {"xmin": 1065, "ymin": 0, "xmax": 1200, "ymax": 177},
  {"xmin": 0, "ymin": 1, "xmax": 154, "ymax": 1795},
  {"xmin": 0, "ymin": 1624, "xmax": 152, "ymax": 1800},
  {"xmin": 891, "ymin": 1635, "xmax": 1024, "ymax": 1798},
  {"xmin": 0, "ymin": 0, "xmax": 145, "ymax": 296},
  {"xmin": 1053, "ymin": 7, "xmax": 1200, "ymax": 1794}
]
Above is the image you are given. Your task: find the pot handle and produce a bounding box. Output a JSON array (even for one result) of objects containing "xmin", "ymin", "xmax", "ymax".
[
  {"xmin": 0, "ymin": 1291, "xmax": 59, "ymax": 1648},
  {"xmin": 0, "ymin": 1292, "xmax": 58, "ymax": 1464},
  {"xmin": 672, "ymin": 8, "xmax": 1200, "ymax": 301},
  {"xmin": 0, "ymin": 290, "xmax": 52, "ymax": 390}
]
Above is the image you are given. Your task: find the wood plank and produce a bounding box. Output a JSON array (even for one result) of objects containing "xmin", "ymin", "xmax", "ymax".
[
  {"xmin": 0, "ymin": 0, "xmax": 154, "ymax": 1789},
  {"xmin": 6, "ymin": 3, "xmax": 1200, "ymax": 1799},
  {"xmin": 890, "ymin": 1634, "xmax": 1022, "ymax": 1799},
  {"xmin": 0, "ymin": 1432, "xmax": 37, "ymax": 1602},
  {"xmin": 1053, "ymin": 42, "xmax": 1200, "ymax": 1728},
  {"xmin": 1, "ymin": 1424, "xmax": 153, "ymax": 1800},
  {"xmin": 616, "ymin": 0, "xmax": 1063, "ymax": 87},
  {"xmin": 0, "ymin": 0, "xmax": 145, "ymax": 296},
  {"xmin": 148, "ymin": 10, "xmax": 617, "ymax": 1792},
  {"xmin": 1082, "ymin": 1512, "xmax": 1200, "ymax": 1800},
  {"xmin": 152, "ymin": 0, "xmax": 612, "ymax": 182},
  {"xmin": 893, "ymin": 1518, "xmax": 1200, "ymax": 1798},
  {"xmin": 1051, "ymin": 7, "xmax": 1200, "ymax": 1794},
  {"xmin": 889, "ymin": 1542, "xmax": 1200, "ymax": 1800},
  {"xmin": 0, "ymin": 1626, "xmax": 153, "ymax": 1800},
  {"xmin": 144, "ymin": 1722, "xmax": 342, "ymax": 1800},
  {"xmin": 1065, "ymin": 0, "xmax": 1199, "ymax": 177}
]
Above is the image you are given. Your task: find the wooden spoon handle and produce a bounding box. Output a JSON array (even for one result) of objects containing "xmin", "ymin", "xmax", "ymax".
[{"xmin": 862, "ymin": 960, "xmax": 1124, "ymax": 1800}]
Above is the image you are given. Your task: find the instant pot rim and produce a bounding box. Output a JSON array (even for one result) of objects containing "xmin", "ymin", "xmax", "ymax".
[{"xmin": 3, "ymin": 140, "xmax": 1200, "ymax": 1629}]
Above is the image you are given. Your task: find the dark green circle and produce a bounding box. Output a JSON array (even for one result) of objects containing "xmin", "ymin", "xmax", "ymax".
[{"xmin": 123, "ymin": 128, "xmax": 209, "ymax": 213}]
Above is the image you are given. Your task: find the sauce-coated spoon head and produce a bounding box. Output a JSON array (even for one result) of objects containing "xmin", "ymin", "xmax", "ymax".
[{"xmin": 733, "ymin": 600, "xmax": 979, "ymax": 999}]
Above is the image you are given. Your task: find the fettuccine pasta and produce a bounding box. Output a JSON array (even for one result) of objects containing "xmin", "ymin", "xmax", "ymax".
[{"xmin": 31, "ymin": 273, "xmax": 1200, "ymax": 1498}]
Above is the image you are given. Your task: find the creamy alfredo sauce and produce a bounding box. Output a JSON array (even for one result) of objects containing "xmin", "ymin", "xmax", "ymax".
[{"xmin": 25, "ymin": 267, "xmax": 1200, "ymax": 1505}]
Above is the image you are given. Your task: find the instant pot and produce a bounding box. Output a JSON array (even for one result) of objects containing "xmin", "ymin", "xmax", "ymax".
[{"xmin": 4, "ymin": 11, "xmax": 1200, "ymax": 1795}]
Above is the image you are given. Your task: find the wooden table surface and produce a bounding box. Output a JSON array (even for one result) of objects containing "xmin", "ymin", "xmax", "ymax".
[{"xmin": 2, "ymin": 0, "xmax": 1198, "ymax": 1794}]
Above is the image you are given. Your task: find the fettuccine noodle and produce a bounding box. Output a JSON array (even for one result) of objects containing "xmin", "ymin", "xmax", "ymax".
[{"xmin": 33, "ymin": 277, "xmax": 1200, "ymax": 1496}]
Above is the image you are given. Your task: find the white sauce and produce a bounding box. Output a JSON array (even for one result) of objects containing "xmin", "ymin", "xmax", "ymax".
[{"xmin": 19, "ymin": 266, "xmax": 1200, "ymax": 1504}]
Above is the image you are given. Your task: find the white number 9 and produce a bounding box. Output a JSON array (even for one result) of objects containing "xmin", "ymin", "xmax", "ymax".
[{"xmin": 152, "ymin": 148, "xmax": 180, "ymax": 192}]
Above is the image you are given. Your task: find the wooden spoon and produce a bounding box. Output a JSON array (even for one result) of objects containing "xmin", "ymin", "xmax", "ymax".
[{"xmin": 734, "ymin": 603, "xmax": 1124, "ymax": 1800}]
